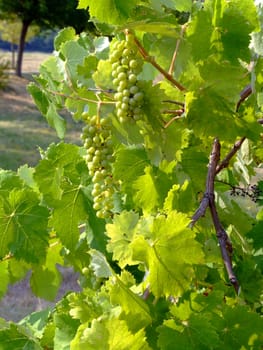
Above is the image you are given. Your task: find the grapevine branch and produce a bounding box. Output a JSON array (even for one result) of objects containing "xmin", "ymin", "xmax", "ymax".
[
  {"xmin": 190, "ymin": 138, "xmax": 240, "ymax": 294},
  {"xmin": 236, "ymin": 84, "xmax": 252, "ymax": 112},
  {"xmin": 215, "ymin": 136, "xmax": 246, "ymax": 174},
  {"xmin": 132, "ymin": 35, "xmax": 187, "ymax": 91}
]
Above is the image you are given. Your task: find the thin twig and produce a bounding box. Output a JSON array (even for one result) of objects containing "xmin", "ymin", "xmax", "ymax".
[
  {"xmin": 168, "ymin": 25, "xmax": 186, "ymax": 75},
  {"xmin": 164, "ymin": 115, "xmax": 184, "ymax": 128},
  {"xmin": 162, "ymin": 99, "xmax": 185, "ymax": 107},
  {"xmin": 215, "ymin": 137, "xmax": 246, "ymax": 174},
  {"xmin": 162, "ymin": 109, "xmax": 184, "ymax": 115},
  {"xmin": 132, "ymin": 36, "xmax": 187, "ymax": 91}
]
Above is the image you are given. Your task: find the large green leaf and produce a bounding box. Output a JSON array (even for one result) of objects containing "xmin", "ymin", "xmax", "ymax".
[
  {"xmin": 81, "ymin": 0, "xmax": 139, "ymax": 25},
  {"xmin": 107, "ymin": 271, "xmax": 152, "ymax": 331},
  {"xmin": 158, "ymin": 313, "xmax": 221, "ymax": 350},
  {"xmin": 219, "ymin": 305, "xmax": 263, "ymax": 349},
  {"xmin": 34, "ymin": 143, "xmax": 87, "ymax": 207},
  {"xmin": 49, "ymin": 185, "xmax": 88, "ymax": 251},
  {"xmin": 106, "ymin": 211, "xmax": 141, "ymax": 268},
  {"xmin": 0, "ymin": 321, "xmax": 42, "ymax": 350},
  {"xmin": 0, "ymin": 189, "xmax": 49, "ymax": 263},
  {"xmin": 30, "ymin": 240, "xmax": 63, "ymax": 300},
  {"xmin": 132, "ymin": 212, "xmax": 204, "ymax": 298},
  {"xmin": 71, "ymin": 318, "xmax": 151, "ymax": 350}
]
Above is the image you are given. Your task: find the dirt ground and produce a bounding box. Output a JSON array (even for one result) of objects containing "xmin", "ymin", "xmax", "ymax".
[{"xmin": 0, "ymin": 53, "xmax": 81, "ymax": 322}]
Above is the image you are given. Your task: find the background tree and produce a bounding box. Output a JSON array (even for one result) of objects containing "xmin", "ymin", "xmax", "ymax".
[
  {"xmin": 0, "ymin": 16, "xmax": 39, "ymax": 69},
  {"xmin": 0, "ymin": 0, "xmax": 93, "ymax": 76}
]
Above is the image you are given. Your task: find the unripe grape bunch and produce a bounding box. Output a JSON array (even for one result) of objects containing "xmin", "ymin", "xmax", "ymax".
[
  {"xmin": 81, "ymin": 114, "xmax": 115, "ymax": 218},
  {"xmin": 110, "ymin": 33, "xmax": 144, "ymax": 123}
]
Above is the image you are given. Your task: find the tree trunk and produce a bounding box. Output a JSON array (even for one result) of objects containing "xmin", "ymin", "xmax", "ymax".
[
  {"xmin": 11, "ymin": 43, "xmax": 16, "ymax": 70},
  {"xmin": 16, "ymin": 20, "xmax": 31, "ymax": 77}
]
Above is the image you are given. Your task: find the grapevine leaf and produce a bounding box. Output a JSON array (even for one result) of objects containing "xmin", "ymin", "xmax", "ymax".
[
  {"xmin": 64, "ymin": 88, "xmax": 97, "ymax": 120},
  {"xmin": 54, "ymin": 27, "xmax": 76, "ymax": 51},
  {"xmin": 180, "ymin": 146, "xmax": 208, "ymax": 191},
  {"xmin": 49, "ymin": 186, "xmax": 88, "ymax": 251},
  {"xmin": 131, "ymin": 212, "xmax": 204, "ymax": 298},
  {"xmin": 0, "ymin": 189, "xmax": 49, "ymax": 263},
  {"xmin": 220, "ymin": 305, "xmax": 263, "ymax": 349},
  {"xmin": 71, "ymin": 318, "xmax": 151, "ymax": 350},
  {"xmin": 17, "ymin": 165, "xmax": 37, "ymax": 191},
  {"xmin": 132, "ymin": 165, "xmax": 173, "ymax": 214},
  {"xmin": 8, "ymin": 259, "xmax": 30, "ymax": 284},
  {"xmin": 53, "ymin": 298, "xmax": 80, "ymax": 350},
  {"xmin": 78, "ymin": 55, "xmax": 98, "ymax": 87},
  {"xmin": 19, "ymin": 308, "xmax": 51, "ymax": 340},
  {"xmin": 0, "ymin": 260, "xmax": 9, "ymax": 299},
  {"xmin": 77, "ymin": 0, "xmax": 89, "ymax": 9},
  {"xmin": 84, "ymin": 0, "xmax": 138, "ymax": 25},
  {"xmin": 92, "ymin": 59, "xmax": 114, "ymax": 89},
  {"xmin": 247, "ymin": 208, "xmax": 263, "ymax": 250},
  {"xmin": 0, "ymin": 322, "xmax": 42, "ymax": 350},
  {"xmin": 185, "ymin": 63, "xmax": 246, "ymax": 141},
  {"xmin": 140, "ymin": 81, "xmax": 165, "ymax": 131},
  {"xmin": 158, "ymin": 313, "xmax": 221, "ymax": 350},
  {"xmin": 89, "ymin": 249, "xmax": 113, "ymax": 278},
  {"xmin": 219, "ymin": 0, "xmax": 259, "ymax": 63},
  {"xmin": 125, "ymin": 21, "xmax": 180, "ymax": 37},
  {"xmin": 106, "ymin": 211, "xmax": 141, "ymax": 268},
  {"xmin": 149, "ymin": 0, "xmax": 192, "ymax": 12},
  {"xmin": 114, "ymin": 147, "xmax": 150, "ymax": 204},
  {"xmin": 0, "ymin": 169, "xmax": 24, "ymax": 192},
  {"xmin": 68, "ymin": 288, "xmax": 108, "ymax": 324},
  {"xmin": 85, "ymin": 202, "xmax": 108, "ymax": 254},
  {"xmin": 235, "ymin": 258, "xmax": 263, "ymax": 303},
  {"xmin": 35, "ymin": 157, "xmax": 64, "ymax": 205},
  {"xmin": 93, "ymin": 37, "xmax": 110, "ymax": 59},
  {"xmin": 187, "ymin": 0, "xmax": 258, "ymax": 63},
  {"xmin": 30, "ymin": 240, "xmax": 63, "ymax": 300},
  {"xmin": 27, "ymin": 83, "xmax": 49, "ymax": 115},
  {"xmin": 34, "ymin": 143, "xmax": 87, "ymax": 207},
  {"xmin": 46, "ymin": 103, "xmax": 66, "ymax": 139},
  {"xmin": 60, "ymin": 41, "xmax": 87, "ymax": 86},
  {"xmin": 163, "ymin": 180, "xmax": 196, "ymax": 213},
  {"xmin": 107, "ymin": 271, "xmax": 152, "ymax": 331}
]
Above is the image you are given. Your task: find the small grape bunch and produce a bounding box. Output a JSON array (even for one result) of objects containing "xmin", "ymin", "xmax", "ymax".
[
  {"xmin": 110, "ymin": 33, "xmax": 144, "ymax": 123},
  {"xmin": 230, "ymin": 184, "xmax": 262, "ymax": 202},
  {"xmin": 81, "ymin": 114, "xmax": 115, "ymax": 218}
]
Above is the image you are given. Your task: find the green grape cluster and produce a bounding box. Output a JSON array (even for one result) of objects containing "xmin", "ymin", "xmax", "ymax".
[
  {"xmin": 110, "ymin": 34, "xmax": 144, "ymax": 123},
  {"xmin": 81, "ymin": 114, "xmax": 115, "ymax": 218}
]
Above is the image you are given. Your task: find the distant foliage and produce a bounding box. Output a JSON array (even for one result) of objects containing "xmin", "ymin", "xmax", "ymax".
[{"xmin": 0, "ymin": 56, "xmax": 9, "ymax": 89}]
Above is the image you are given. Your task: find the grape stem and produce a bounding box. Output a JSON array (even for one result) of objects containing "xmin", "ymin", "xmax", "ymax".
[
  {"xmin": 45, "ymin": 88, "xmax": 115, "ymax": 105},
  {"xmin": 168, "ymin": 25, "xmax": 186, "ymax": 75},
  {"xmin": 190, "ymin": 138, "xmax": 240, "ymax": 294},
  {"xmin": 163, "ymin": 110, "xmax": 185, "ymax": 128},
  {"xmin": 162, "ymin": 99, "xmax": 184, "ymax": 107},
  {"xmin": 162, "ymin": 109, "xmax": 184, "ymax": 115},
  {"xmin": 132, "ymin": 35, "xmax": 187, "ymax": 91}
]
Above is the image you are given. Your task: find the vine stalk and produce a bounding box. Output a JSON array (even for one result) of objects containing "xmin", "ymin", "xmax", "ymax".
[{"xmin": 190, "ymin": 138, "xmax": 241, "ymax": 294}]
